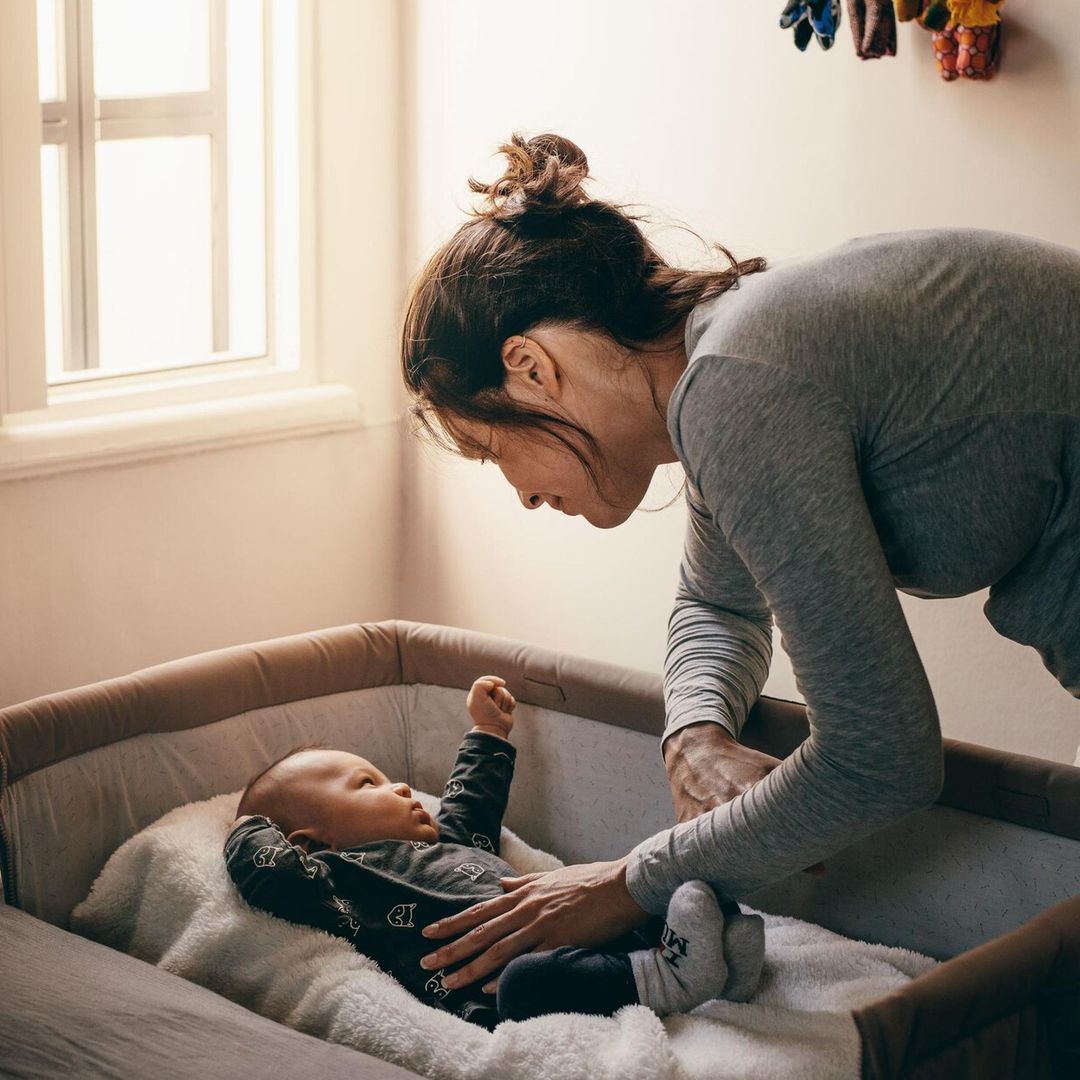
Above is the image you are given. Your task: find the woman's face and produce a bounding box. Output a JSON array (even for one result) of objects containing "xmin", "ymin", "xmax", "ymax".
[
  {"xmin": 452, "ymin": 326, "xmax": 675, "ymax": 529},
  {"xmin": 483, "ymin": 425, "xmax": 641, "ymax": 529}
]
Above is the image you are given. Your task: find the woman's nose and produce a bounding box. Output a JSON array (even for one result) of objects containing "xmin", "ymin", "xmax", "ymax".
[{"xmin": 517, "ymin": 490, "xmax": 542, "ymax": 509}]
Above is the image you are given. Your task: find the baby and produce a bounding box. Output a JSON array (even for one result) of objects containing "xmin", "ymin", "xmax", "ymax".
[{"xmin": 224, "ymin": 675, "xmax": 765, "ymax": 1030}]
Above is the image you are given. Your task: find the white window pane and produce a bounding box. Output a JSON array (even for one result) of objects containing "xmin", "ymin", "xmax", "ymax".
[
  {"xmin": 227, "ymin": 0, "xmax": 266, "ymax": 357},
  {"xmin": 96, "ymin": 137, "xmax": 212, "ymax": 372},
  {"xmin": 93, "ymin": 0, "xmax": 210, "ymax": 98},
  {"xmin": 36, "ymin": 0, "xmax": 64, "ymax": 102},
  {"xmin": 40, "ymin": 145, "xmax": 68, "ymax": 378}
]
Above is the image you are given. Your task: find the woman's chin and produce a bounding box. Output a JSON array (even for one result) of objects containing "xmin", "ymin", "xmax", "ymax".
[{"xmin": 583, "ymin": 504, "xmax": 636, "ymax": 529}]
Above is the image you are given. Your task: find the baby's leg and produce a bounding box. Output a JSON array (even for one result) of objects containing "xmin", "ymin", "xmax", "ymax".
[
  {"xmin": 496, "ymin": 946, "xmax": 639, "ymax": 1022},
  {"xmin": 496, "ymin": 882, "xmax": 763, "ymax": 1023}
]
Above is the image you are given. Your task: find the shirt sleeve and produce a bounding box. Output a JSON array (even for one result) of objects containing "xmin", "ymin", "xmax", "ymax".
[
  {"xmin": 435, "ymin": 730, "xmax": 516, "ymax": 854},
  {"xmin": 223, "ymin": 815, "xmax": 336, "ymax": 925},
  {"xmin": 224, "ymin": 815, "xmax": 405, "ymax": 945},
  {"xmin": 626, "ymin": 355, "xmax": 944, "ymax": 913},
  {"xmin": 662, "ymin": 477, "xmax": 774, "ymax": 752}
]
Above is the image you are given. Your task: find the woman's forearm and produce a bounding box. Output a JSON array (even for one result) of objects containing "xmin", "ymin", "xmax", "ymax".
[
  {"xmin": 627, "ymin": 720, "xmax": 944, "ymax": 914},
  {"xmin": 664, "ymin": 590, "xmax": 773, "ymax": 749}
]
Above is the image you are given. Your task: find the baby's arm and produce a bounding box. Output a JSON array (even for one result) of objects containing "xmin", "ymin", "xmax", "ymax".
[{"xmin": 434, "ymin": 677, "xmax": 518, "ymax": 852}]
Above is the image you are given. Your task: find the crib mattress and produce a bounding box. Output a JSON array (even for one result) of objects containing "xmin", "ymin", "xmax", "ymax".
[
  {"xmin": 1, "ymin": 619, "xmax": 1078, "ymax": 1079},
  {"xmin": 0, "ymin": 901, "xmax": 413, "ymax": 1080}
]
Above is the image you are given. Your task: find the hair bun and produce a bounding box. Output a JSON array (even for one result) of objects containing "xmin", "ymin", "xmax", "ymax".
[{"xmin": 469, "ymin": 132, "xmax": 591, "ymax": 222}]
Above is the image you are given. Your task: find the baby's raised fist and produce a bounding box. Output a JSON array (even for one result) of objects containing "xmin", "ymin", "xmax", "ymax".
[{"xmin": 467, "ymin": 675, "xmax": 516, "ymax": 737}]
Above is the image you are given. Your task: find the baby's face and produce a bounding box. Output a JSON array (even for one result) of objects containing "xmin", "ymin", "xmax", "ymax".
[{"xmin": 280, "ymin": 749, "xmax": 439, "ymax": 850}]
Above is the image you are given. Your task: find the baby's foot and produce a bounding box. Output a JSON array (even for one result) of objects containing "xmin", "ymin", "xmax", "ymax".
[
  {"xmin": 719, "ymin": 909, "xmax": 765, "ymax": 1002},
  {"xmin": 628, "ymin": 880, "xmax": 728, "ymax": 1016}
]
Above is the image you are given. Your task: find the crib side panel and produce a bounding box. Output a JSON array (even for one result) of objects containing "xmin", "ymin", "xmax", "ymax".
[
  {"xmin": 405, "ymin": 684, "xmax": 672, "ymax": 866},
  {"xmin": 2, "ymin": 687, "xmax": 410, "ymax": 927},
  {"xmin": 853, "ymin": 892, "xmax": 1080, "ymax": 1079},
  {"xmin": 744, "ymin": 806, "xmax": 1080, "ymax": 960}
]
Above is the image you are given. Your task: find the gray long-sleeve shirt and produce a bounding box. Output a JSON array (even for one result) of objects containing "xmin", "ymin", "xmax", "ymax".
[{"xmin": 624, "ymin": 227, "xmax": 1080, "ymax": 914}]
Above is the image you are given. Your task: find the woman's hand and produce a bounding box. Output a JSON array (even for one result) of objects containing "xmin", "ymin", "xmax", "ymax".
[
  {"xmin": 418, "ymin": 857, "xmax": 649, "ymax": 993},
  {"xmin": 664, "ymin": 722, "xmax": 825, "ymax": 875},
  {"xmin": 663, "ymin": 722, "xmax": 779, "ymax": 821}
]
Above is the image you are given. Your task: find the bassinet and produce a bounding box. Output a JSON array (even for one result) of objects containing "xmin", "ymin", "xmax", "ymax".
[{"xmin": 1, "ymin": 620, "xmax": 1077, "ymax": 1078}]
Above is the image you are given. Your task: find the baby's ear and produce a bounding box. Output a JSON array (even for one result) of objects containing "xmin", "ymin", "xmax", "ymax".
[{"xmin": 287, "ymin": 828, "xmax": 328, "ymax": 853}]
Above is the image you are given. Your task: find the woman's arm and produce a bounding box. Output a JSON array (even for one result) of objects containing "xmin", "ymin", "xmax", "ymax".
[
  {"xmin": 663, "ymin": 480, "xmax": 774, "ymax": 753},
  {"xmin": 416, "ymin": 492, "xmax": 797, "ymax": 990},
  {"xmin": 625, "ymin": 356, "xmax": 944, "ymax": 912},
  {"xmin": 662, "ymin": 480, "xmax": 825, "ymax": 869},
  {"xmin": 661, "ymin": 475, "xmax": 780, "ymax": 824}
]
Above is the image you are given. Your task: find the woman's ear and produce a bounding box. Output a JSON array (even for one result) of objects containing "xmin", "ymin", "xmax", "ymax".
[{"xmin": 501, "ymin": 335, "xmax": 561, "ymax": 401}]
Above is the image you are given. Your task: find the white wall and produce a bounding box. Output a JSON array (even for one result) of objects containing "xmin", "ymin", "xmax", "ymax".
[
  {"xmin": 0, "ymin": 425, "xmax": 400, "ymax": 706},
  {"xmin": 0, "ymin": 1, "xmax": 405, "ymax": 707},
  {"xmin": 400, "ymin": 0, "xmax": 1080, "ymax": 763}
]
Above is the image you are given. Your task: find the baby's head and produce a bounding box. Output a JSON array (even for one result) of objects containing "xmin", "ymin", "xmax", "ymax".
[{"xmin": 236, "ymin": 743, "xmax": 439, "ymax": 852}]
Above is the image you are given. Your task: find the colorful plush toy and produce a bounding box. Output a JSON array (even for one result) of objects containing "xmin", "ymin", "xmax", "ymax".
[
  {"xmin": 896, "ymin": 0, "xmax": 1005, "ymax": 80},
  {"xmin": 779, "ymin": 0, "xmax": 842, "ymax": 51},
  {"xmin": 846, "ymin": 0, "xmax": 897, "ymax": 60}
]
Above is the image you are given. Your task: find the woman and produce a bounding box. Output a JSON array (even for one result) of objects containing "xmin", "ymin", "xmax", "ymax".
[{"xmin": 401, "ymin": 132, "xmax": 1080, "ymax": 997}]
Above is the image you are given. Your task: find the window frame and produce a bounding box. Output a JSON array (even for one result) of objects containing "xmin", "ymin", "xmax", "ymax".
[{"xmin": 0, "ymin": 0, "xmax": 328, "ymax": 434}]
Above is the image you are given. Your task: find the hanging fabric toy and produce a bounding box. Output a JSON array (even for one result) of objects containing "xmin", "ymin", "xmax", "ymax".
[
  {"xmin": 779, "ymin": 0, "xmax": 842, "ymax": 51},
  {"xmin": 846, "ymin": 0, "xmax": 897, "ymax": 59},
  {"xmin": 896, "ymin": 0, "xmax": 1005, "ymax": 80}
]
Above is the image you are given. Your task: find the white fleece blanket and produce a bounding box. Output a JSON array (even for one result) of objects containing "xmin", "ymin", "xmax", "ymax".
[{"xmin": 72, "ymin": 791, "xmax": 937, "ymax": 1080}]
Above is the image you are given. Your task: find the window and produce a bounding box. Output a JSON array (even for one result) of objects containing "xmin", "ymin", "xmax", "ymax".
[
  {"xmin": 39, "ymin": 0, "xmax": 294, "ymax": 391},
  {"xmin": 0, "ymin": 1, "xmax": 383, "ymax": 480},
  {"xmin": 0, "ymin": 0, "xmax": 326, "ymax": 432}
]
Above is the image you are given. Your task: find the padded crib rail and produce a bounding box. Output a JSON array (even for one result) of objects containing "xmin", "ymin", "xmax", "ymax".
[
  {"xmin": 0, "ymin": 622, "xmax": 404, "ymax": 783},
  {"xmin": 2, "ymin": 619, "xmax": 1080, "ymax": 907},
  {"xmin": 854, "ymin": 892, "xmax": 1080, "ymax": 1078}
]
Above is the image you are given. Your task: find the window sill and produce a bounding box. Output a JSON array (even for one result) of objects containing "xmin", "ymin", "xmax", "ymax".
[{"xmin": 0, "ymin": 383, "xmax": 364, "ymax": 482}]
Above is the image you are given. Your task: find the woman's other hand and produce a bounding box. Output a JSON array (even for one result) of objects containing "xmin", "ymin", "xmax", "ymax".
[
  {"xmin": 418, "ymin": 857, "xmax": 649, "ymax": 993},
  {"xmin": 663, "ymin": 721, "xmax": 825, "ymax": 875},
  {"xmin": 663, "ymin": 721, "xmax": 778, "ymax": 820}
]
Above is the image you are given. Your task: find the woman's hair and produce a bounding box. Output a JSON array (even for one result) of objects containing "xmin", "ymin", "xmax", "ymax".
[{"xmin": 400, "ymin": 131, "xmax": 767, "ymax": 494}]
